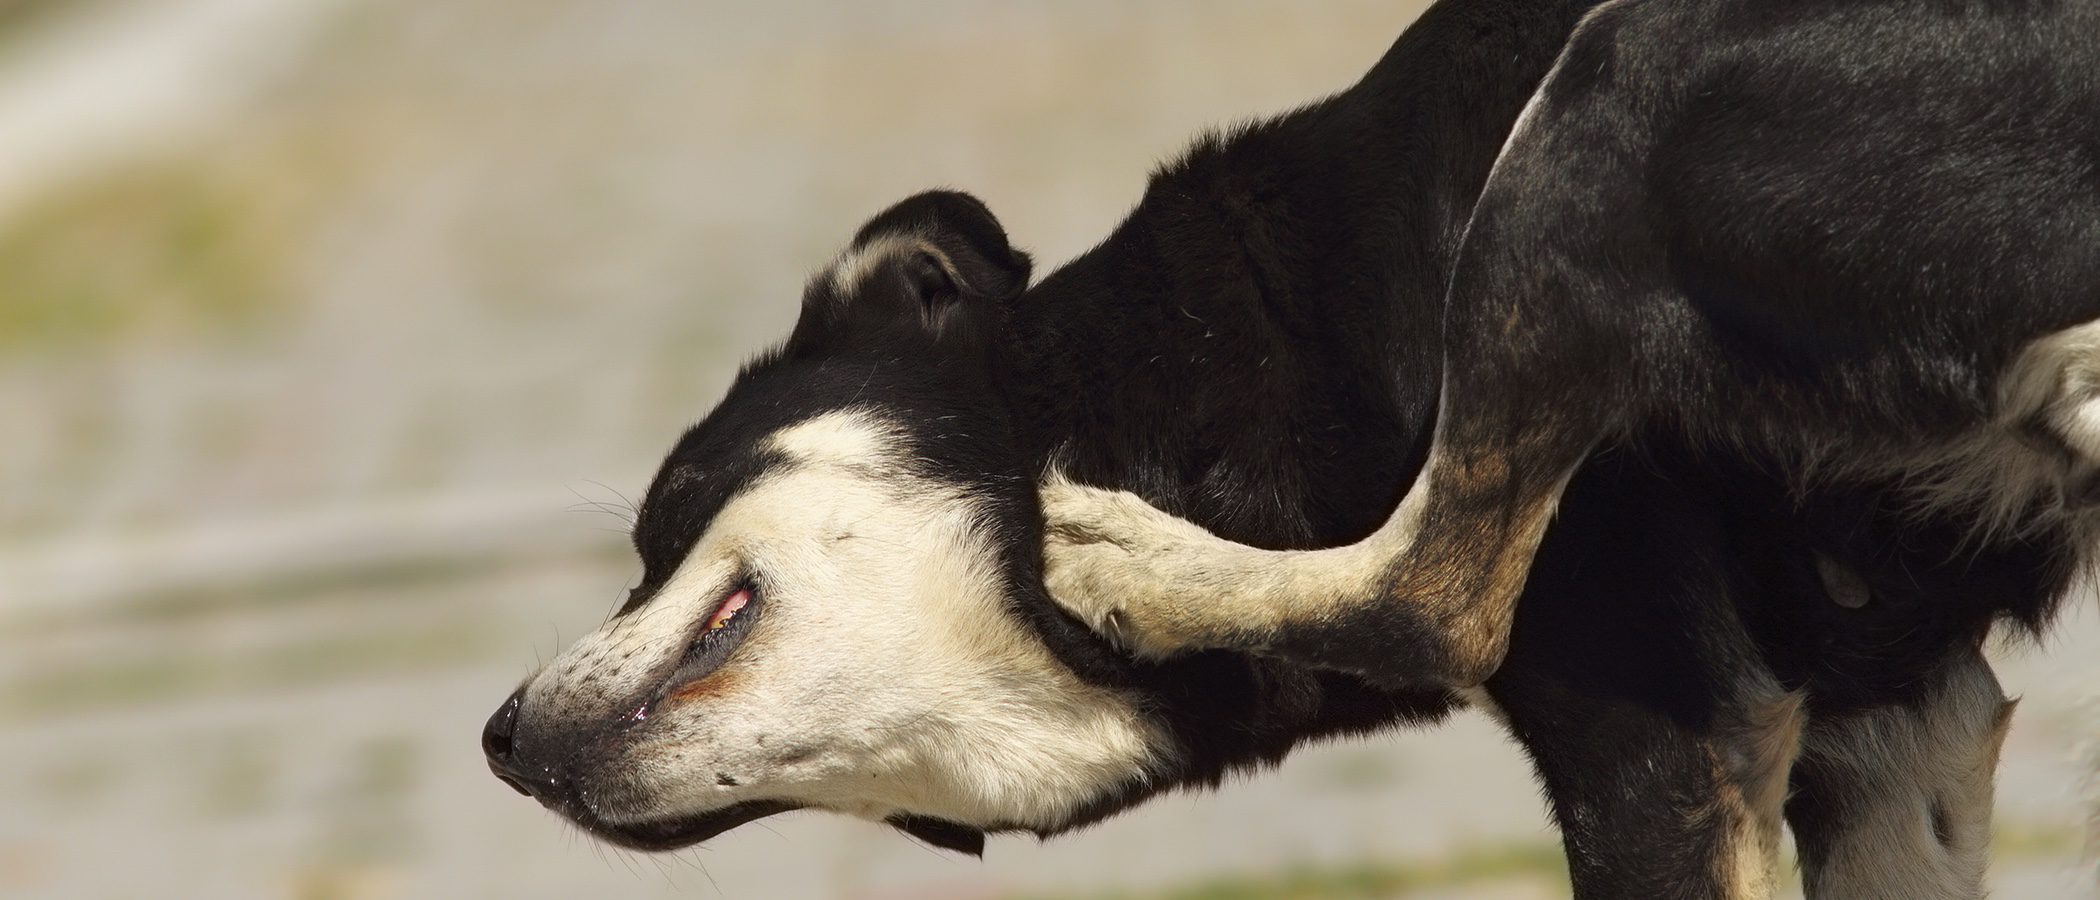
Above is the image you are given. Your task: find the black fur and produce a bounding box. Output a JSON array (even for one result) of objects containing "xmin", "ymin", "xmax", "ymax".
[
  {"xmin": 547, "ymin": 0, "xmax": 2085, "ymax": 893},
  {"xmin": 1222, "ymin": 0, "xmax": 2097, "ymax": 687}
]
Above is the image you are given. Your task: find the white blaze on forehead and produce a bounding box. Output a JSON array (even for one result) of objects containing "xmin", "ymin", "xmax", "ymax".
[
  {"xmin": 766, "ymin": 408, "xmax": 901, "ymax": 463},
  {"xmin": 523, "ymin": 408, "xmax": 1168, "ymax": 833}
]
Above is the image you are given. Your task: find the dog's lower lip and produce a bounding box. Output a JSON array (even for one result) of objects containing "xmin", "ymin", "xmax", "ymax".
[
  {"xmin": 590, "ymin": 800, "xmax": 800, "ymax": 851},
  {"xmin": 494, "ymin": 773, "xmax": 532, "ymax": 797}
]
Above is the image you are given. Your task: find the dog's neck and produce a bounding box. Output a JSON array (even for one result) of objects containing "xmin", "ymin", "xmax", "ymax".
[
  {"xmin": 972, "ymin": 0, "xmax": 1614, "ymax": 802},
  {"xmin": 1003, "ymin": 0, "xmax": 1606, "ymax": 547}
]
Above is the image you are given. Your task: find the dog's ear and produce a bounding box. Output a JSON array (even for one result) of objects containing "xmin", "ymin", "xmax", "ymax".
[
  {"xmin": 847, "ymin": 190, "xmax": 1032, "ymax": 307},
  {"xmin": 789, "ymin": 191, "xmax": 1031, "ymax": 354}
]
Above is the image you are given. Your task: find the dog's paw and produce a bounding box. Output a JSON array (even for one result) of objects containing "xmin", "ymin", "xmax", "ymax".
[{"xmin": 1038, "ymin": 481, "xmax": 1212, "ymax": 659}]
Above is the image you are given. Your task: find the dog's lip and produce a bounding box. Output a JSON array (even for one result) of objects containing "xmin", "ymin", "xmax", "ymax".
[{"xmin": 579, "ymin": 799, "xmax": 801, "ymax": 851}]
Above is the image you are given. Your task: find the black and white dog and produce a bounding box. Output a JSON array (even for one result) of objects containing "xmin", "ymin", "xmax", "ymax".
[{"xmin": 483, "ymin": 1, "xmax": 2085, "ymax": 896}]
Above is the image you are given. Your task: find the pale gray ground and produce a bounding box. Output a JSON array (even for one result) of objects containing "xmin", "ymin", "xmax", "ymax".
[{"xmin": 1, "ymin": 2, "xmax": 2094, "ymax": 897}]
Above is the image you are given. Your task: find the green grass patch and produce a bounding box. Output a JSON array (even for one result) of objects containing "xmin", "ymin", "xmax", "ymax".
[
  {"xmin": 1019, "ymin": 840, "xmax": 1568, "ymax": 900},
  {"xmin": 1022, "ymin": 823, "xmax": 2090, "ymax": 900},
  {"xmin": 0, "ymin": 155, "xmax": 314, "ymax": 351}
]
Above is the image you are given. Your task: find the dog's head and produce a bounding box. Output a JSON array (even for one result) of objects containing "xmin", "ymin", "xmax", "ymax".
[{"xmin": 483, "ymin": 191, "xmax": 1435, "ymax": 854}]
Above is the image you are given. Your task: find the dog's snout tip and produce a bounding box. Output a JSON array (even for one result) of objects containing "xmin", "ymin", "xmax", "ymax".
[
  {"xmin": 483, "ymin": 688, "xmax": 551, "ymax": 800},
  {"xmin": 482, "ymin": 687, "xmax": 524, "ymax": 761}
]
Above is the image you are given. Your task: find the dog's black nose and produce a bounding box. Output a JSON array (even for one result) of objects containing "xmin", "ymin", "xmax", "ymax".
[{"xmin": 482, "ymin": 688, "xmax": 537, "ymax": 798}]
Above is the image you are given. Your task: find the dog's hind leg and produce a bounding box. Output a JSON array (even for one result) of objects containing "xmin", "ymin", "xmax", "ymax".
[
  {"xmin": 1039, "ymin": 389, "xmax": 1604, "ymax": 686},
  {"xmin": 1490, "ymin": 497, "xmax": 1806, "ymax": 896},
  {"xmin": 1786, "ymin": 651, "xmax": 2014, "ymax": 900},
  {"xmin": 1499, "ymin": 676, "xmax": 1803, "ymax": 900},
  {"xmin": 1040, "ymin": 3, "xmax": 1664, "ymax": 688},
  {"xmin": 1487, "ymin": 446, "xmax": 1815, "ymax": 899}
]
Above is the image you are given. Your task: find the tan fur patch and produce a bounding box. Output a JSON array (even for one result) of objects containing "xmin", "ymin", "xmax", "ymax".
[
  {"xmin": 1040, "ymin": 429, "xmax": 1586, "ymax": 688},
  {"xmin": 663, "ymin": 667, "xmax": 745, "ymax": 707},
  {"xmin": 1707, "ymin": 684, "xmax": 1807, "ymax": 899}
]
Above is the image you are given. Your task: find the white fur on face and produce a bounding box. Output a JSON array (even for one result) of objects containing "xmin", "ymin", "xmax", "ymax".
[{"xmin": 521, "ymin": 410, "xmax": 1167, "ymax": 834}]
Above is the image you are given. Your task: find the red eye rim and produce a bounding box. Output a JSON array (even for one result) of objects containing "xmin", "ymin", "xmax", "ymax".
[{"xmin": 649, "ymin": 583, "xmax": 765, "ymax": 710}]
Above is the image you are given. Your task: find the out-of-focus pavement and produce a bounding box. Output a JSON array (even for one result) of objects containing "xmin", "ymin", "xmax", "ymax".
[{"xmin": 0, "ymin": 2, "xmax": 2094, "ymax": 897}]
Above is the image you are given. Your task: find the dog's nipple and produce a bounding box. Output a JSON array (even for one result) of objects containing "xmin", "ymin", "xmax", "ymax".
[{"xmin": 1814, "ymin": 553, "xmax": 1871, "ymax": 609}]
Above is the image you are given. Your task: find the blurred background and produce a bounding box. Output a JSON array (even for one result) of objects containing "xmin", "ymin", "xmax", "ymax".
[{"xmin": 0, "ymin": 1, "xmax": 2095, "ymax": 897}]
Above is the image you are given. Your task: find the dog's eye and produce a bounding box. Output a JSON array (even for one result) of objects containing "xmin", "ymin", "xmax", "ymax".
[
  {"xmin": 705, "ymin": 588, "xmax": 751, "ymax": 632},
  {"xmin": 666, "ymin": 584, "xmax": 764, "ymax": 692}
]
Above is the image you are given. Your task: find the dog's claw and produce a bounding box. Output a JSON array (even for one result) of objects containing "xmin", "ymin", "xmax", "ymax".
[
  {"xmin": 1100, "ymin": 609, "xmax": 1133, "ymax": 654},
  {"xmin": 1038, "ymin": 479, "xmax": 1214, "ymax": 659}
]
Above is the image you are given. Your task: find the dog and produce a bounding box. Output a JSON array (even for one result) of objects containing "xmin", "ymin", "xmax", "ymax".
[{"xmin": 484, "ymin": 1, "xmax": 2063, "ymax": 895}]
